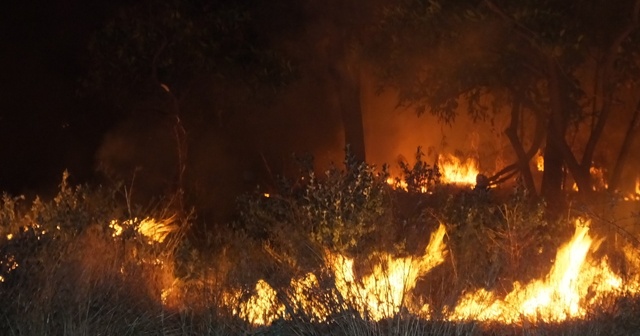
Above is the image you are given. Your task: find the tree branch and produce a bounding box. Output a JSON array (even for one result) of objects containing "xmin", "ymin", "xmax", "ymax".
[
  {"xmin": 609, "ymin": 94, "xmax": 640, "ymax": 191},
  {"xmin": 582, "ymin": 0, "xmax": 640, "ymax": 167}
]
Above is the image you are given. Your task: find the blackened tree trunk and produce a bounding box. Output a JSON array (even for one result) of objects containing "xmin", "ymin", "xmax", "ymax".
[
  {"xmin": 542, "ymin": 59, "xmax": 572, "ymax": 216},
  {"xmin": 504, "ymin": 95, "xmax": 540, "ymax": 195},
  {"xmin": 322, "ymin": 1, "xmax": 368, "ymax": 163},
  {"xmin": 541, "ymin": 125, "xmax": 566, "ymax": 215},
  {"xmin": 609, "ymin": 97, "xmax": 640, "ymax": 191},
  {"xmin": 330, "ymin": 51, "xmax": 366, "ymax": 163}
]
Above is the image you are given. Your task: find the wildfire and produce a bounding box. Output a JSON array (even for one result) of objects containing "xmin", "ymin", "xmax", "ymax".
[
  {"xmin": 385, "ymin": 154, "xmax": 481, "ymax": 192},
  {"xmin": 536, "ymin": 152, "xmax": 544, "ymax": 172},
  {"xmin": 161, "ymin": 218, "xmax": 639, "ymax": 326},
  {"xmin": 386, "ymin": 177, "xmax": 410, "ymax": 192},
  {"xmin": 330, "ymin": 223, "xmax": 447, "ymax": 320},
  {"xmin": 448, "ymin": 219, "xmax": 629, "ymax": 323},
  {"xmin": 109, "ymin": 216, "xmax": 178, "ymax": 243},
  {"xmin": 224, "ymin": 223, "xmax": 448, "ymax": 325},
  {"xmin": 231, "ymin": 279, "xmax": 286, "ymax": 326},
  {"xmin": 438, "ymin": 154, "xmax": 479, "ymax": 186},
  {"xmin": 623, "ymin": 177, "xmax": 640, "ymax": 201}
]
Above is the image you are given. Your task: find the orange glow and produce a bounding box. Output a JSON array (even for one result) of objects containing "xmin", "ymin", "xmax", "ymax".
[
  {"xmin": 386, "ymin": 154, "xmax": 480, "ymax": 192},
  {"xmin": 330, "ymin": 223, "xmax": 447, "ymax": 320},
  {"xmin": 625, "ymin": 178, "xmax": 640, "ymax": 201},
  {"xmin": 438, "ymin": 154, "xmax": 479, "ymax": 186},
  {"xmin": 137, "ymin": 216, "xmax": 178, "ymax": 243},
  {"xmin": 571, "ymin": 167, "xmax": 608, "ymax": 192},
  {"xmin": 589, "ymin": 166, "xmax": 608, "ymax": 191},
  {"xmin": 223, "ymin": 223, "xmax": 447, "ymax": 325},
  {"xmin": 109, "ymin": 216, "xmax": 178, "ymax": 243},
  {"xmin": 386, "ymin": 177, "xmax": 409, "ymax": 191},
  {"xmin": 153, "ymin": 216, "xmax": 640, "ymax": 326},
  {"xmin": 447, "ymin": 219, "xmax": 633, "ymax": 323},
  {"xmin": 536, "ymin": 152, "xmax": 544, "ymax": 172},
  {"xmin": 232, "ymin": 279, "xmax": 286, "ymax": 326}
]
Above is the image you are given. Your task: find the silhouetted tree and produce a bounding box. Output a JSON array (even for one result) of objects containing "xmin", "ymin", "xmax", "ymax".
[
  {"xmin": 84, "ymin": 0, "xmax": 293, "ymax": 220},
  {"xmin": 371, "ymin": 0, "xmax": 640, "ymax": 210}
]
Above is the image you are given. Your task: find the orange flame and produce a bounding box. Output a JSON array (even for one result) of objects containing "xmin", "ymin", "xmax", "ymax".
[
  {"xmin": 536, "ymin": 153, "xmax": 544, "ymax": 172},
  {"xmin": 157, "ymin": 217, "xmax": 640, "ymax": 326},
  {"xmin": 625, "ymin": 177, "xmax": 640, "ymax": 201},
  {"xmin": 448, "ymin": 219, "xmax": 629, "ymax": 323},
  {"xmin": 438, "ymin": 155, "xmax": 479, "ymax": 186},
  {"xmin": 109, "ymin": 216, "xmax": 178, "ymax": 243},
  {"xmin": 386, "ymin": 154, "xmax": 480, "ymax": 192},
  {"xmin": 330, "ymin": 223, "xmax": 447, "ymax": 320},
  {"xmin": 226, "ymin": 223, "xmax": 447, "ymax": 325}
]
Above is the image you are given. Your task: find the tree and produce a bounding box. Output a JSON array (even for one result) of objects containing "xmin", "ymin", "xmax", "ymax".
[
  {"xmin": 280, "ymin": 0, "xmax": 385, "ymax": 163},
  {"xmin": 370, "ymin": 0, "xmax": 640, "ymax": 208},
  {"xmin": 84, "ymin": 0, "xmax": 293, "ymax": 219}
]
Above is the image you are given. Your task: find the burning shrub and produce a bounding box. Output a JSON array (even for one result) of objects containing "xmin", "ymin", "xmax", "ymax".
[
  {"xmin": 396, "ymin": 147, "xmax": 441, "ymax": 193},
  {"xmin": 0, "ymin": 172, "xmax": 194, "ymax": 334}
]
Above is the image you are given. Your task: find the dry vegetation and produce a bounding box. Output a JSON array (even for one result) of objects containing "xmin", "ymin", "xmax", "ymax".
[{"xmin": 2, "ymin": 154, "xmax": 640, "ymax": 335}]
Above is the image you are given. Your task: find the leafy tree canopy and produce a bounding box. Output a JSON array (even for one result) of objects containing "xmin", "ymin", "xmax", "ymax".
[
  {"xmin": 83, "ymin": 0, "xmax": 294, "ymax": 103},
  {"xmin": 370, "ymin": 0, "xmax": 640, "ymax": 196}
]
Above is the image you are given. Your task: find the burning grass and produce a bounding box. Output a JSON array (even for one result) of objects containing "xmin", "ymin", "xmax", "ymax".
[{"xmin": 2, "ymin": 162, "xmax": 640, "ymax": 335}]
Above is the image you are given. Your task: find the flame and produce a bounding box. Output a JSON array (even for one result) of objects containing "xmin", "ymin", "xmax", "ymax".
[
  {"xmin": 234, "ymin": 280, "xmax": 286, "ymax": 326},
  {"xmin": 109, "ymin": 216, "xmax": 178, "ymax": 243},
  {"xmin": 536, "ymin": 153, "xmax": 544, "ymax": 172},
  {"xmin": 152, "ymin": 216, "xmax": 640, "ymax": 327},
  {"xmin": 448, "ymin": 219, "xmax": 629, "ymax": 323},
  {"xmin": 438, "ymin": 155, "xmax": 479, "ymax": 186},
  {"xmin": 571, "ymin": 167, "xmax": 608, "ymax": 192},
  {"xmin": 625, "ymin": 177, "xmax": 640, "ymax": 201},
  {"xmin": 225, "ymin": 223, "xmax": 447, "ymax": 325},
  {"xmin": 386, "ymin": 154, "xmax": 480, "ymax": 192},
  {"xmin": 331, "ymin": 223, "xmax": 446, "ymax": 320},
  {"xmin": 137, "ymin": 216, "xmax": 178, "ymax": 243},
  {"xmin": 386, "ymin": 177, "xmax": 409, "ymax": 191},
  {"xmin": 589, "ymin": 166, "xmax": 608, "ymax": 191}
]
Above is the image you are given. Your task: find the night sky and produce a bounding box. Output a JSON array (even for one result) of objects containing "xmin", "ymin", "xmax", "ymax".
[
  {"xmin": 0, "ymin": 1, "xmax": 131, "ymax": 195},
  {"xmin": 0, "ymin": 1, "xmax": 462, "ymax": 199}
]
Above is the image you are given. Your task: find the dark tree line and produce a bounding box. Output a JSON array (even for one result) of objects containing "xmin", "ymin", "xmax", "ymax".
[{"xmin": 86, "ymin": 0, "xmax": 640, "ymax": 220}]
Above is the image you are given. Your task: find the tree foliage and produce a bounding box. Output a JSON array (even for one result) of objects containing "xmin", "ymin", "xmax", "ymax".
[
  {"xmin": 370, "ymin": 0, "xmax": 640, "ymax": 204},
  {"xmin": 237, "ymin": 150, "xmax": 392, "ymax": 259},
  {"xmin": 84, "ymin": 0, "xmax": 293, "ymax": 102}
]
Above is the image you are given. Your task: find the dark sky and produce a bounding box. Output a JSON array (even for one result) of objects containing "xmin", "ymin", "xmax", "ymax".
[{"xmin": 0, "ymin": 1, "xmax": 129, "ymax": 195}]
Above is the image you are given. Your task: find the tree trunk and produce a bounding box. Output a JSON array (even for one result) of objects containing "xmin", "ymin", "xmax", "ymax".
[
  {"xmin": 609, "ymin": 97, "xmax": 640, "ymax": 191},
  {"xmin": 504, "ymin": 97, "xmax": 537, "ymax": 195},
  {"xmin": 328, "ymin": 40, "xmax": 366, "ymax": 163},
  {"xmin": 541, "ymin": 125, "xmax": 566, "ymax": 213},
  {"xmin": 546, "ymin": 58, "xmax": 592, "ymax": 193}
]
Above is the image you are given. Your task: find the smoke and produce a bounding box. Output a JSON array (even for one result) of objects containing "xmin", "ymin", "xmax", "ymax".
[
  {"xmin": 94, "ymin": 0, "xmax": 640, "ymax": 225},
  {"xmin": 361, "ymin": 69, "xmax": 508, "ymax": 177}
]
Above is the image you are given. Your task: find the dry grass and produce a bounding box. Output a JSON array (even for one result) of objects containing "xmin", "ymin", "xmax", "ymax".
[{"xmin": 2, "ymin": 171, "xmax": 640, "ymax": 335}]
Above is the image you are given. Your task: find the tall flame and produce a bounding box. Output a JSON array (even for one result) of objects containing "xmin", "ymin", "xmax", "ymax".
[
  {"xmin": 438, "ymin": 155, "xmax": 479, "ymax": 186},
  {"xmin": 331, "ymin": 223, "xmax": 447, "ymax": 320},
  {"xmin": 157, "ymin": 217, "xmax": 640, "ymax": 326},
  {"xmin": 448, "ymin": 219, "xmax": 626, "ymax": 323},
  {"xmin": 227, "ymin": 223, "xmax": 447, "ymax": 325}
]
